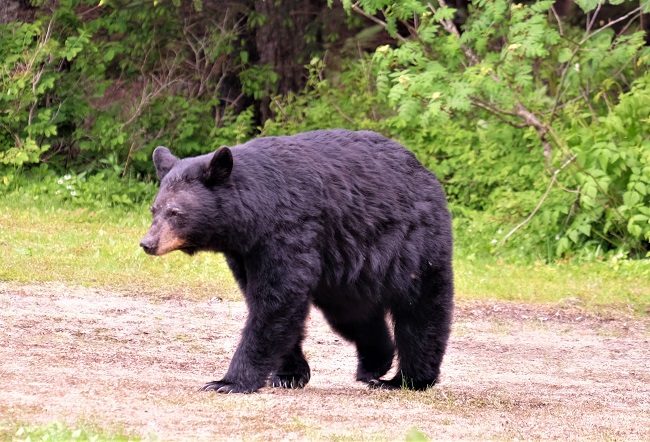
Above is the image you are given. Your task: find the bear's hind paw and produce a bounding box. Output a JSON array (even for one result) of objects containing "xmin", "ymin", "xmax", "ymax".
[{"xmin": 367, "ymin": 378, "xmax": 401, "ymax": 390}]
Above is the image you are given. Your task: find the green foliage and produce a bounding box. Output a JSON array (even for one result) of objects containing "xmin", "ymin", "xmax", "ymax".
[
  {"xmin": 0, "ymin": 21, "xmax": 62, "ymax": 167},
  {"xmin": 343, "ymin": 0, "xmax": 650, "ymax": 260},
  {"xmin": 266, "ymin": 0, "xmax": 650, "ymax": 261},
  {"xmin": 263, "ymin": 56, "xmax": 386, "ymax": 135},
  {"xmin": 2, "ymin": 164, "xmax": 157, "ymax": 211},
  {"xmin": 0, "ymin": 0, "xmax": 261, "ymax": 179},
  {"xmin": 557, "ymin": 72, "xmax": 650, "ymax": 257}
]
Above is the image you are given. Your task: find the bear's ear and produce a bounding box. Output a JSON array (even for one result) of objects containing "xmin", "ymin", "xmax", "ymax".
[
  {"xmin": 204, "ymin": 146, "xmax": 233, "ymax": 186},
  {"xmin": 153, "ymin": 146, "xmax": 179, "ymax": 181}
]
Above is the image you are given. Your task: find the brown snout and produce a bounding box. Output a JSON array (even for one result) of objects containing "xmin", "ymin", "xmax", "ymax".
[{"xmin": 140, "ymin": 223, "xmax": 186, "ymax": 256}]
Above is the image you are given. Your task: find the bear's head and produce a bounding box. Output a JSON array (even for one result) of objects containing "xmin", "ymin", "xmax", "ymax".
[{"xmin": 139, "ymin": 145, "xmax": 233, "ymax": 256}]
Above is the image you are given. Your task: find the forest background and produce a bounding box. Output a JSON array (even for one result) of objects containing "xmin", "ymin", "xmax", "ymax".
[{"xmin": 1, "ymin": 0, "xmax": 649, "ymax": 263}]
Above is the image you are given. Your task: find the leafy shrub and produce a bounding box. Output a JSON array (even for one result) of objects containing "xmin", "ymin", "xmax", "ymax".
[
  {"xmin": 0, "ymin": 0, "xmax": 260, "ymax": 204},
  {"xmin": 341, "ymin": 0, "xmax": 650, "ymax": 260},
  {"xmin": 556, "ymin": 71, "xmax": 650, "ymax": 258},
  {"xmin": 3, "ymin": 164, "xmax": 157, "ymax": 211}
]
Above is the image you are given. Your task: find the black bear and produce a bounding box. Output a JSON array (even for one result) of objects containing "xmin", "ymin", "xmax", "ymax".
[{"xmin": 140, "ymin": 129, "xmax": 453, "ymax": 393}]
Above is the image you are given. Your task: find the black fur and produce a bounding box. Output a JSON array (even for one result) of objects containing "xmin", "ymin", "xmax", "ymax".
[{"xmin": 141, "ymin": 129, "xmax": 454, "ymax": 393}]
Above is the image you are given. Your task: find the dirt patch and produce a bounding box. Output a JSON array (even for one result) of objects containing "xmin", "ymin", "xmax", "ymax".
[{"xmin": 1, "ymin": 282, "xmax": 649, "ymax": 440}]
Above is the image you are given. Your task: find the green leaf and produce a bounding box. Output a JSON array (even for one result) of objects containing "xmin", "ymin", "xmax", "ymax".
[
  {"xmin": 558, "ymin": 48, "xmax": 573, "ymax": 63},
  {"xmin": 577, "ymin": 224, "xmax": 591, "ymax": 237},
  {"xmin": 433, "ymin": 6, "xmax": 456, "ymax": 22},
  {"xmin": 575, "ymin": 0, "xmax": 600, "ymax": 12},
  {"xmin": 623, "ymin": 191, "xmax": 641, "ymax": 208},
  {"xmin": 103, "ymin": 48, "xmax": 115, "ymax": 62},
  {"xmin": 641, "ymin": 0, "xmax": 650, "ymax": 13},
  {"xmin": 634, "ymin": 182, "xmax": 647, "ymax": 195},
  {"xmin": 63, "ymin": 34, "xmax": 89, "ymax": 61},
  {"xmin": 556, "ymin": 237, "xmax": 570, "ymax": 255}
]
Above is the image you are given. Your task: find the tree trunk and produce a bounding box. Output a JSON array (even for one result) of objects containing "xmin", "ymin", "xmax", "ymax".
[
  {"xmin": 0, "ymin": 0, "xmax": 33, "ymax": 24},
  {"xmin": 253, "ymin": 0, "xmax": 320, "ymax": 121}
]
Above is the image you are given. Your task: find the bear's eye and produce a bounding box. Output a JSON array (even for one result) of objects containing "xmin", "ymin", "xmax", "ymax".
[
  {"xmin": 168, "ymin": 208, "xmax": 182, "ymax": 217},
  {"xmin": 149, "ymin": 205, "xmax": 156, "ymax": 214}
]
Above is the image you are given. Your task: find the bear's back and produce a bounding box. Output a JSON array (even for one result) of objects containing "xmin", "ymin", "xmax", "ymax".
[{"xmin": 232, "ymin": 129, "xmax": 440, "ymax": 205}]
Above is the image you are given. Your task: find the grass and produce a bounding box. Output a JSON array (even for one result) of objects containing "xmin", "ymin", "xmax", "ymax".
[
  {"xmin": 0, "ymin": 421, "xmax": 140, "ymax": 441},
  {"xmin": 0, "ymin": 194, "xmax": 239, "ymax": 301},
  {"xmin": 458, "ymin": 258, "xmax": 650, "ymax": 314},
  {"xmin": 1, "ymin": 193, "xmax": 648, "ymax": 313}
]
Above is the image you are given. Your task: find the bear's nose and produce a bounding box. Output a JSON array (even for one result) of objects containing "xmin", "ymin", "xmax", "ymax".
[{"xmin": 140, "ymin": 239, "xmax": 157, "ymax": 255}]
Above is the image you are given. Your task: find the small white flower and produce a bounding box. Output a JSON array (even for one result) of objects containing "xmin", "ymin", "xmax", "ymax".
[
  {"xmin": 491, "ymin": 239, "xmax": 498, "ymax": 244},
  {"xmin": 497, "ymin": 229, "xmax": 503, "ymax": 234},
  {"xmin": 398, "ymin": 74, "xmax": 410, "ymax": 85},
  {"xmin": 70, "ymin": 191, "xmax": 77, "ymax": 196},
  {"xmin": 555, "ymin": 235, "xmax": 560, "ymax": 241},
  {"xmin": 58, "ymin": 179, "xmax": 63, "ymax": 185},
  {"xmin": 64, "ymin": 174, "xmax": 72, "ymax": 180},
  {"xmin": 574, "ymin": 63, "xmax": 580, "ymax": 72},
  {"xmin": 66, "ymin": 185, "xmax": 72, "ymax": 190},
  {"xmin": 55, "ymin": 190, "xmax": 60, "ymax": 195}
]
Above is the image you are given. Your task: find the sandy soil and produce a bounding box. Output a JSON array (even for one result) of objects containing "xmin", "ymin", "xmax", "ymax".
[{"xmin": 0, "ymin": 282, "xmax": 649, "ymax": 441}]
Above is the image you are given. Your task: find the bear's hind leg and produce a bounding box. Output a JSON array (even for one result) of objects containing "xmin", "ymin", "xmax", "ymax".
[
  {"xmin": 325, "ymin": 311, "xmax": 395, "ymax": 384},
  {"xmin": 269, "ymin": 341, "xmax": 311, "ymax": 389},
  {"xmin": 371, "ymin": 266, "xmax": 453, "ymax": 391}
]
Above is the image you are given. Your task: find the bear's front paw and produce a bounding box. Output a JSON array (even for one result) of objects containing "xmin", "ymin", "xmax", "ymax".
[
  {"xmin": 199, "ymin": 380, "xmax": 257, "ymax": 394},
  {"xmin": 269, "ymin": 373, "xmax": 309, "ymax": 389}
]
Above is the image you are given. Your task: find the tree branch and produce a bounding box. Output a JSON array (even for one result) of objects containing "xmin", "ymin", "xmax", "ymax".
[
  {"xmin": 550, "ymin": 5, "xmax": 642, "ymax": 126},
  {"xmin": 427, "ymin": 1, "xmax": 481, "ymax": 66},
  {"xmin": 350, "ymin": 3, "xmax": 408, "ymax": 44},
  {"xmin": 500, "ymin": 154, "xmax": 577, "ymax": 246},
  {"xmin": 586, "ymin": 1, "xmax": 603, "ymax": 34},
  {"xmin": 579, "ymin": 6, "xmax": 642, "ymax": 45},
  {"xmin": 550, "ymin": 5, "xmax": 564, "ymax": 36}
]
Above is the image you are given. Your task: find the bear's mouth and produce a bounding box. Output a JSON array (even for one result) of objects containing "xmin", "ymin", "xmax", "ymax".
[{"xmin": 179, "ymin": 246, "xmax": 199, "ymax": 256}]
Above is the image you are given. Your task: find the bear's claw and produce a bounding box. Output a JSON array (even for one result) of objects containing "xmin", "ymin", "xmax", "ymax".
[
  {"xmin": 199, "ymin": 380, "xmax": 255, "ymax": 394},
  {"xmin": 269, "ymin": 374, "xmax": 308, "ymax": 389}
]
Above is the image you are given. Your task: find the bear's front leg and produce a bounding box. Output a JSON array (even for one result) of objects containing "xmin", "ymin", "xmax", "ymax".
[
  {"xmin": 201, "ymin": 246, "xmax": 319, "ymax": 394},
  {"xmin": 200, "ymin": 296, "xmax": 311, "ymax": 393}
]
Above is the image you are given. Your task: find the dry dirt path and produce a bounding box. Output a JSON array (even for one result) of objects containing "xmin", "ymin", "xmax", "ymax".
[{"xmin": 1, "ymin": 282, "xmax": 649, "ymax": 441}]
